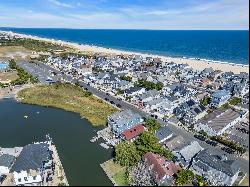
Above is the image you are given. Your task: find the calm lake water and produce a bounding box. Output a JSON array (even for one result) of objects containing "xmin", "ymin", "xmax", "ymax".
[{"xmin": 0, "ymin": 99, "xmax": 113, "ymax": 186}]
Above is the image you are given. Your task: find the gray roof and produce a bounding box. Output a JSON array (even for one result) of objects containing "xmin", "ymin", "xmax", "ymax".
[
  {"xmin": 0, "ymin": 154, "xmax": 15, "ymax": 168},
  {"xmin": 155, "ymin": 126, "xmax": 173, "ymax": 141},
  {"xmin": 109, "ymin": 110, "xmax": 141, "ymax": 123},
  {"xmin": 212, "ymin": 90, "xmax": 230, "ymax": 98},
  {"xmin": 179, "ymin": 141, "xmax": 203, "ymax": 161},
  {"xmin": 139, "ymin": 90, "xmax": 159, "ymax": 100},
  {"xmin": 11, "ymin": 143, "xmax": 49, "ymax": 172},
  {"xmin": 198, "ymin": 109, "xmax": 240, "ymax": 133},
  {"xmin": 194, "ymin": 149, "xmax": 240, "ymax": 177}
]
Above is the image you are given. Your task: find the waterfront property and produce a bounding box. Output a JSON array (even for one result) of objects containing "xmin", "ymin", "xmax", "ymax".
[
  {"xmin": 0, "ymin": 136, "xmax": 68, "ymax": 186},
  {"xmin": 108, "ymin": 110, "xmax": 144, "ymax": 138}
]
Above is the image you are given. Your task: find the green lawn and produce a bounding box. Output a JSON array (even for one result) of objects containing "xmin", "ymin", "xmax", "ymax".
[{"xmin": 112, "ymin": 169, "xmax": 129, "ymax": 186}]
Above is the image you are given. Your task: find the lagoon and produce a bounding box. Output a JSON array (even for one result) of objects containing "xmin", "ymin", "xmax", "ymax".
[{"xmin": 0, "ymin": 99, "xmax": 113, "ymax": 186}]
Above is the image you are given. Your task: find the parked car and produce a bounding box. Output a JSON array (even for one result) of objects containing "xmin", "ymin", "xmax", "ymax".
[
  {"xmin": 194, "ymin": 134, "xmax": 206, "ymax": 141},
  {"xmin": 105, "ymin": 98, "xmax": 109, "ymax": 101},
  {"xmin": 205, "ymin": 140, "xmax": 218, "ymax": 146},
  {"xmin": 221, "ymin": 147, "xmax": 235, "ymax": 154},
  {"xmin": 110, "ymin": 101, "xmax": 115, "ymax": 104},
  {"xmin": 116, "ymin": 104, "xmax": 122, "ymax": 108}
]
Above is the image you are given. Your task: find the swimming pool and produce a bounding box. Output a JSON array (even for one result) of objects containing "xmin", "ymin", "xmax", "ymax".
[{"xmin": 0, "ymin": 63, "xmax": 8, "ymax": 70}]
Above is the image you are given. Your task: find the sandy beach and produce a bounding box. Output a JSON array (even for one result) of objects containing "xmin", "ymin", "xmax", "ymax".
[{"xmin": 1, "ymin": 30, "xmax": 249, "ymax": 74}]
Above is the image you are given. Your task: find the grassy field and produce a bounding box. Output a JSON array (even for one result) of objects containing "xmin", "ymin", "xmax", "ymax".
[
  {"xmin": 0, "ymin": 46, "xmax": 32, "ymax": 60},
  {"xmin": 17, "ymin": 83, "xmax": 118, "ymax": 126},
  {"xmin": 0, "ymin": 70, "xmax": 18, "ymax": 83},
  {"xmin": 239, "ymin": 176, "xmax": 249, "ymax": 186},
  {"xmin": 102, "ymin": 159, "xmax": 129, "ymax": 186}
]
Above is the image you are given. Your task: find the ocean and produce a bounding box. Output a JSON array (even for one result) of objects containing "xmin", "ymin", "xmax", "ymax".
[{"xmin": 0, "ymin": 28, "xmax": 249, "ymax": 65}]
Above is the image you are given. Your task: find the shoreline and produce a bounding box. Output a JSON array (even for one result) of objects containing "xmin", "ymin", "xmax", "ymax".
[{"xmin": 0, "ymin": 30, "xmax": 249, "ymax": 74}]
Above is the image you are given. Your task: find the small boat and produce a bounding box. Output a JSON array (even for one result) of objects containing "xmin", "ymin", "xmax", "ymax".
[{"xmin": 24, "ymin": 115, "xmax": 28, "ymax": 119}]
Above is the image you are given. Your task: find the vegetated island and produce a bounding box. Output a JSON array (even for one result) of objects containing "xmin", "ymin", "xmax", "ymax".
[{"xmin": 17, "ymin": 83, "xmax": 118, "ymax": 126}]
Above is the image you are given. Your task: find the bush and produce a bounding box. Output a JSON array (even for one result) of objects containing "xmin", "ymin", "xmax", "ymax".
[
  {"xmin": 229, "ymin": 97, "xmax": 242, "ymax": 105},
  {"xmin": 144, "ymin": 118, "xmax": 161, "ymax": 132},
  {"xmin": 211, "ymin": 136, "xmax": 246, "ymax": 154}
]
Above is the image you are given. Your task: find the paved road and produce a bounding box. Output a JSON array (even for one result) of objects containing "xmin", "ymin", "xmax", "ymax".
[{"xmin": 19, "ymin": 61, "xmax": 249, "ymax": 174}]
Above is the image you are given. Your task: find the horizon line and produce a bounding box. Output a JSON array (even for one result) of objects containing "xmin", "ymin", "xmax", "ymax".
[{"xmin": 0, "ymin": 27, "xmax": 249, "ymax": 31}]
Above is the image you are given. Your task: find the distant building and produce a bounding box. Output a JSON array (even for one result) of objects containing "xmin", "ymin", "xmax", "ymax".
[
  {"xmin": 191, "ymin": 149, "xmax": 240, "ymax": 186},
  {"xmin": 195, "ymin": 109, "xmax": 241, "ymax": 136},
  {"xmin": 108, "ymin": 110, "xmax": 143, "ymax": 138},
  {"xmin": 210, "ymin": 90, "xmax": 231, "ymax": 108}
]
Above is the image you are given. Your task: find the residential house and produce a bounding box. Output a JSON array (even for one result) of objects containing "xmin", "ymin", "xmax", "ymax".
[
  {"xmin": 122, "ymin": 124, "xmax": 145, "ymax": 141},
  {"xmin": 124, "ymin": 87, "xmax": 146, "ymax": 98},
  {"xmin": 163, "ymin": 135, "xmax": 185, "ymax": 151},
  {"xmin": 155, "ymin": 126, "xmax": 173, "ymax": 144},
  {"xmin": 210, "ymin": 90, "xmax": 231, "ymax": 107},
  {"xmin": 11, "ymin": 143, "xmax": 53, "ymax": 186},
  {"xmin": 108, "ymin": 110, "xmax": 143, "ymax": 138},
  {"xmin": 191, "ymin": 149, "xmax": 240, "ymax": 186},
  {"xmin": 194, "ymin": 109, "xmax": 242, "ymax": 136},
  {"xmin": 143, "ymin": 152, "xmax": 181, "ymax": 186},
  {"xmin": 173, "ymin": 141, "xmax": 203, "ymax": 168},
  {"xmin": 0, "ymin": 154, "xmax": 15, "ymax": 174}
]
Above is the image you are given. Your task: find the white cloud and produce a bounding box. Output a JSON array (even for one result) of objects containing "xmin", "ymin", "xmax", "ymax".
[
  {"xmin": 0, "ymin": 0, "xmax": 248, "ymax": 29},
  {"xmin": 48, "ymin": 0, "xmax": 74, "ymax": 8}
]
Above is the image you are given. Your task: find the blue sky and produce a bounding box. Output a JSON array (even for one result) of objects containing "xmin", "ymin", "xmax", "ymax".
[{"xmin": 0, "ymin": 0, "xmax": 248, "ymax": 29}]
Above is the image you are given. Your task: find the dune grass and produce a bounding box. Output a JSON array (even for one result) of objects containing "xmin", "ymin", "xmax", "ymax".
[{"xmin": 17, "ymin": 83, "xmax": 118, "ymax": 126}]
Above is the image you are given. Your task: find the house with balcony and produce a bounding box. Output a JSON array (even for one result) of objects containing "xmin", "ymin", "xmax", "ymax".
[{"xmin": 108, "ymin": 110, "xmax": 143, "ymax": 138}]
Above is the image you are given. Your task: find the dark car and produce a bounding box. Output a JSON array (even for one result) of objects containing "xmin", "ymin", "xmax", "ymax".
[
  {"xmin": 110, "ymin": 101, "xmax": 115, "ymax": 104},
  {"xmin": 221, "ymin": 147, "xmax": 235, "ymax": 154},
  {"xmin": 84, "ymin": 87, "xmax": 88, "ymax": 91},
  {"xmin": 205, "ymin": 140, "xmax": 218, "ymax": 146},
  {"xmin": 117, "ymin": 98, "xmax": 122, "ymax": 101},
  {"xmin": 106, "ymin": 93, "xmax": 110, "ymax": 96},
  {"xmin": 116, "ymin": 104, "xmax": 122, "ymax": 108},
  {"xmin": 194, "ymin": 134, "xmax": 206, "ymax": 141},
  {"xmin": 105, "ymin": 98, "xmax": 109, "ymax": 101}
]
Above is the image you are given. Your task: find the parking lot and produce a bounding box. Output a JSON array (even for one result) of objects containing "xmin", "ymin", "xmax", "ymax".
[{"xmin": 17, "ymin": 61, "xmax": 58, "ymax": 84}]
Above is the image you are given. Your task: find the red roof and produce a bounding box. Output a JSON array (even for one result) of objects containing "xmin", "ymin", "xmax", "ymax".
[
  {"xmin": 122, "ymin": 124, "xmax": 145, "ymax": 140},
  {"xmin": 143, "ymin": 152, "xmax": 181, "ymax": 182}
]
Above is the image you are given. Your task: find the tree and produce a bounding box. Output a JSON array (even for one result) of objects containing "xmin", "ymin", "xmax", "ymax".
[
  {"xmin": 201, "ymin": 97, "xmax": 211, "ymax": 106},
  {"xmin": 120, "ymin": 75, "xmax": 132, "ymax": 82},
  {"xmin": 144, "ymin": 118, "xmax": 161, "ymax": 132},
  {"xmin": 134, "ymin": 132, "xmax": 173, "ymax": 160},
  {"xmin": 229, "ymin": 97, "xmax": 242, "ymax": 105},
  {"xmin": 176, "ymin": 169, "xmax": 194, "ymax": 186},
  {"xmin": 115, "ymin": 141, "xmax": 141, "ymax": 167}
]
